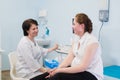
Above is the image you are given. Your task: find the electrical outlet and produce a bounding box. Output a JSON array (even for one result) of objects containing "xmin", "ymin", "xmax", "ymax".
[{"xmin": 99, "ymin": 10, "xmax": 109, "ymax": 22}]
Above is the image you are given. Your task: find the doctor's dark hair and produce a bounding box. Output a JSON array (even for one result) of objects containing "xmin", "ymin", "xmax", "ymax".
[
  {"xmin": 75, "ymin": 13, "xmax": 92, "ymax": 33},
  {"xmin": 22, "ymin": 19, "xmax": 38, "ymax": 36}
]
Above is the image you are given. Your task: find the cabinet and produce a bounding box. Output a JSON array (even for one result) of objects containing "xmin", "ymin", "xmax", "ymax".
[{"xmin": 0, "ymin": 49, "xmax": 4, "ymax": 80}]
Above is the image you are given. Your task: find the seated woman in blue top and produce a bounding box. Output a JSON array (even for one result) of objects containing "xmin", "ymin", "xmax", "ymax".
[
  {"xmin": 47, "ymin": 13, "xmax": 103, "ymax": 80},
  {"xmin": 16, "ymin": 19, "xmax": 58, "ymax": 80}
]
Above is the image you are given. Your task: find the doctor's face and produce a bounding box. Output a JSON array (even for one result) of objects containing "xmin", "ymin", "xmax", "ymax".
[{"xmin": 27, "ymin": 24, "xmax": 39, "ymax": 38}]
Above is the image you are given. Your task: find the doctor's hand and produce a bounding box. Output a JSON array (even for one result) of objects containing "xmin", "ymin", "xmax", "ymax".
[
  {"xmin": 53, "ymin": 44, "xmax": 59, "ymax": 50},
  {"xmin": 39, "ymin": 67, "xmax": 49, "ymax": 73},
  {"xmin": 48, "ymin": 44, "xmax": 58, "ymax": 52}
]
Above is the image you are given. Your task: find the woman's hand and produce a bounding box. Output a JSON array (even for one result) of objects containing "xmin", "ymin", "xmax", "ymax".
[
  {"xmin": 50, "ymin": 69, "xmax": 58, "ymax": 76},
  {"xmin": 46, "ymin": 68, "xmax": 58, "ymax": 78}
]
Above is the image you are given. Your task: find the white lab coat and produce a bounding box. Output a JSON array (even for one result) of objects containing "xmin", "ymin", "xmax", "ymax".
[{"xmin": 16, "ymin": 36, "xmax": 48, "ymax": 79}]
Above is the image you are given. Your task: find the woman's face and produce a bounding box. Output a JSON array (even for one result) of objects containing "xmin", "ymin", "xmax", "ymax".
[
  {"xmin": 72, "ymin": 18, "xmax": 83, "ymax": 35},
  {"xmin": 27, "ymin": 24, "xmax": 39, "ymax": 38}
]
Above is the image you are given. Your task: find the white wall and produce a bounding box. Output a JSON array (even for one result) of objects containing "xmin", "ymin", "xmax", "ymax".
[
  {"xmin": 0, "ymin": 0, "xmax": 42, "ymax": 70},
  {"xmin": 0, "ymin": 0, "xmax": 120, "ymax": 70}
]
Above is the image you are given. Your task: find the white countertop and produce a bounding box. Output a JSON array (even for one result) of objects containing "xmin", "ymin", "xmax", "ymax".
[{"xmin": 56, "ymin": 45, "xmax": 71, "ymax": 54}]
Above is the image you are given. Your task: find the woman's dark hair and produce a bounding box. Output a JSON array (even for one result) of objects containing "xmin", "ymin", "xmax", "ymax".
[
  {"xmin": 75, "ymin": 13, "xmax": 92, "ymax": 33},
  {"xmin": 22, "ymin": 19, "xmax": 38, "ymax": 36}
]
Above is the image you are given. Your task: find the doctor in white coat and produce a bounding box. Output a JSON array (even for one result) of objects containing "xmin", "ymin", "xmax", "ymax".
[{"xmin": 16, "ymin": 19, "xmax": 58, "ymax": 80}]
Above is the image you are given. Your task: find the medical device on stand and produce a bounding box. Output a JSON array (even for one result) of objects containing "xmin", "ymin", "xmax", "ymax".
[{"xmin": 37, "ymin": 10, "xmax": 51, "ymax": 47}]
